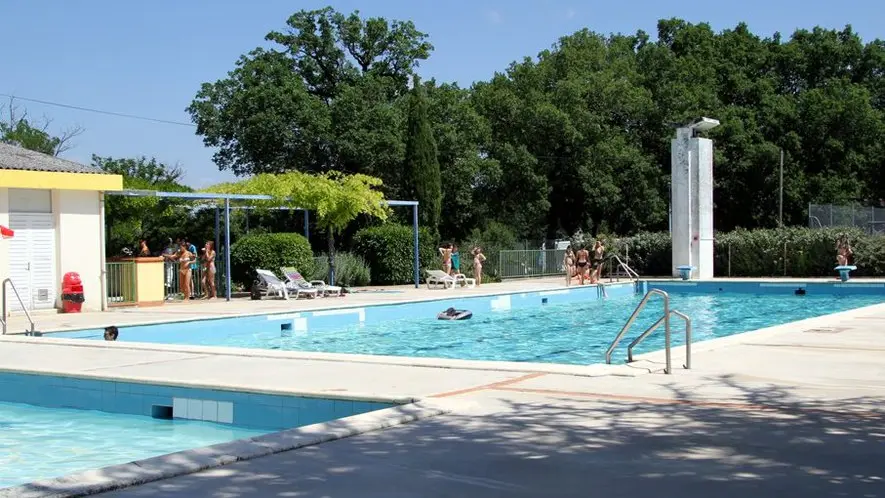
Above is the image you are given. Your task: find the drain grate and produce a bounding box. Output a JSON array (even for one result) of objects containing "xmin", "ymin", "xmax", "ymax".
[{"xmin": 803, "ymin": 327, "xmax": 849, "ymax": 334}]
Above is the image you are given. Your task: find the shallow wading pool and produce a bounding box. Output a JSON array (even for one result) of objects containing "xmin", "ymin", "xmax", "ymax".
[{"xmin": 0, "ymin": 371, "xmax": 394, "ymax": 489}]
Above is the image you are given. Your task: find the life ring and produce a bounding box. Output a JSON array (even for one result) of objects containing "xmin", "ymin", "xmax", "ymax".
[{"xmin": 437, "ymin": 307, "xmax": 473, "ymax": 321}]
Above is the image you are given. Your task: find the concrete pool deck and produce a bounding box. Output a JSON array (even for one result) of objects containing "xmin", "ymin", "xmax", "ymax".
[{"xmin": 2, "ymin": 277, "xmax": 884, "ymax": 497}]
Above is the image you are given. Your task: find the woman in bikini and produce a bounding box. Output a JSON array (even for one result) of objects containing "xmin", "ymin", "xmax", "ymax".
[
  {"xmin": 575, "ymin": 246, "xmax": 590, "ymax": 285},
  {"xmin": 439, "ymin": 243, "xmax": 453, "ymax": 274},
  {"xmin": 473, "ymin": 247, "xmax": 487, "ymax": 286},
  {"xmin": 590, "ymin": 240, "xmax": 605, "ymax": 283},
  {"xmin": 173, "ymin": 241, "xmax": 193, "ymax": 301},
  {"xmin": 563, "ymin": 247, "xmax": 576, "ymax": 286},
  {"xmin": 202, "ymin": 241, "xmax": 217, "ymax": 299}
]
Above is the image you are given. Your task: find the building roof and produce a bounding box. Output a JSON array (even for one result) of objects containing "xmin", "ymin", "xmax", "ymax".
[{"xmin": 0, "ymin": 142, "xmax": 110, "ymax": 175}]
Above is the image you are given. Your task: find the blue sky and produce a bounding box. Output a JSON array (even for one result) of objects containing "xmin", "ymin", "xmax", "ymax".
[{"xmin": 1, "ymin": 0, "xmax": 881, "ymax": 187}]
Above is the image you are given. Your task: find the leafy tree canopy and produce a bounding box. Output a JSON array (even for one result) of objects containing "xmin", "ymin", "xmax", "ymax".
[{"xmin": 191, "ymin": 12, "xmax": 885, "ymax": 241}]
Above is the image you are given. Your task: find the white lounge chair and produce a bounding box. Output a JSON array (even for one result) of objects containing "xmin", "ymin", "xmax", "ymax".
[
  {"xmin": 426, "ymin": 270, "xmax": 457, "ymax": 289},
  {"xmin": 255, "ymin": 269, "xmax": 318, "ymax": 300},
  {"xmin": 282, "ymin": 267, "xmax": 343, "ymax": 297},
  {"xmin": 454, "ymin": 273, "xmax": 477, "ymax": 288}
]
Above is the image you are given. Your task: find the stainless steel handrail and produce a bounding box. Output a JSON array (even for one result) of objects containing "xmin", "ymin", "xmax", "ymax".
[
  {"xmin": 606, "ymin": 254, "xmax": 639, "ymax": 283},
  {"xmin": 2, "ymin": 278, "xmax": 36, "ymax": 335},
  {"xmin": 626, "ymin": 309, "xmax": 692, "ymax": 370},
  {"xmin": 605, "ymin": 289, "xmax": 671, "ymax": 372}
]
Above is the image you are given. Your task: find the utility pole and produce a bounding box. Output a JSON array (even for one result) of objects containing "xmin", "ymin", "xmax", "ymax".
[{"xmin": 779, "ymin": 149, "xmax": 784, "ymax": 228}]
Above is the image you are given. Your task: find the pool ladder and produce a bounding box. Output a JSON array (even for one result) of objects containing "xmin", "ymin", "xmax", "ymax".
[
  {"xmin": 605, "ymin": 289, "xmax": 691, "ymax": 374},
  {"xmin": 1, "ymin": 278, "xmax": 36, "ymax": 335}
]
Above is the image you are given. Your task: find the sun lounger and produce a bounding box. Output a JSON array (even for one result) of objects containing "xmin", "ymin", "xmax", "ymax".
[
  {"xmin": 255, "ymin": 269, "xmax": 317, "ymax": 300},
  {"xmin": 282, "ymin": 267, "xmax": 343, "ymax": 297},
  {"xmin": 453, "ymin": 273, "xmax": 476, "ymax": 288},
  {"xmin": 426, "ymin": 270, "xmax": 457, "ymax": 289}
]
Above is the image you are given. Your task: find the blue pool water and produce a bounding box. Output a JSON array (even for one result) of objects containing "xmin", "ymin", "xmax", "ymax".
[
  {"xmin": 0, "ymin": 401, "xmax": 268, "ymax": 489},
  {"xmin": 72, "ymin": 291, "xmax": 883, "ymax": 366}
]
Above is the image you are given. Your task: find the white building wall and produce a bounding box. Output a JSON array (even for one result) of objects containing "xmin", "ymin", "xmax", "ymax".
[
  {"xmin": 54, "ymin": 190, "xmax": 103, "ymax": 311},
  {"xmin": 0, "ymin": 188, "xmax": 8, "ymax": 287}
]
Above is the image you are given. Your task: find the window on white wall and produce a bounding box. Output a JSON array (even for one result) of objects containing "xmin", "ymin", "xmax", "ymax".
[{"xmin": 8, "ymin": 189, "xmax": 52, "ymax": 213}]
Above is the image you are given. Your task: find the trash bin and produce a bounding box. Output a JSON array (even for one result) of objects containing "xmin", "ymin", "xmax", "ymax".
[{"xmin": 62, "ymin": 272, "xmax": 85, "ymax": 313}]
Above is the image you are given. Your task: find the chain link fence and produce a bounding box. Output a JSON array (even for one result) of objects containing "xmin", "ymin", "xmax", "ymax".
[{"xmin": 808, "ymin": 204, "xmax": 885, "ymax": 235}]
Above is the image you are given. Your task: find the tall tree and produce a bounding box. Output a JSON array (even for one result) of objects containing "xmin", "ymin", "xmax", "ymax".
[
  {"xmin": 403, "ymin": 75, "xmax": 441, "ymax": 235},
  {"xmin": 187, "ymin": 7, "xmax": 432, "ymax": 196},
  {"xmin": 1, "ymin": 98, "xmax": 84, "ymax": 155}
]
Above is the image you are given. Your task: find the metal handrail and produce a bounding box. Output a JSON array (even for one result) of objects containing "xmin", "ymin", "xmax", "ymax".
[
  {"xmin": 2, "ymin": 278, "xmax": 35, "ymax": 335},
  {"xmin": 606, "ymin": 254, "xmax": 639, "ymax": 283},
  {"xmin": 605, "ymin": 289, "xmax": 672, "ymax": 372},
  {"xmin": 627, "ymin": 310, "xmax": 692, "ymax": 369}
]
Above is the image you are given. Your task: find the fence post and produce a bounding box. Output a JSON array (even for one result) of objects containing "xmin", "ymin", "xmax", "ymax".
[
  {"xmin": 728, "ymin": 243, "xmax": 732, "ymax": 277},
  {"xmin": 783, "ymin": 242, "xmax": 788, "ymax": 277}
]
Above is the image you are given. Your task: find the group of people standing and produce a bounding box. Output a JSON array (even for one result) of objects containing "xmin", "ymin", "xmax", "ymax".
[
  {"xmin": 160, "ymin": 238, "xmax": 217, "ymax": 301},
  {"xmin": 439, "ymin": 243, "xmax": 487, "ymax": 286},
  {"xmin": 563, "ymin": 241, "xmax": 606, "ymax": 285}
]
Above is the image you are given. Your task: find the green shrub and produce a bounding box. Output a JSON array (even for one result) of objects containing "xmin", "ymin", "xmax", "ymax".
[
  {"xmin": 230, "ymin": 232, "xmax": 314, "ymax": 286},
  {"xmin": 612, "ymin": 227, "xmax": 885, "ymax": 277},
  {"xmin": 612, "ymin": 231, "xmax": 672, "ymax": 276},
  {"xmin": 353, "ymin": 224, "xmax": 437, "ymax": 285},
  {"xmin": 310, "ymin": 252, "xmax": 371, "ymax": 287}
]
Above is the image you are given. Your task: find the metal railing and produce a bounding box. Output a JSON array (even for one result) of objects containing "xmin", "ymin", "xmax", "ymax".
[
  {"xmin": 604, "ymin": 289, "xmax": 691, "ymax": 374},
  {"xmin": 106, "ymin": 261, "xmax": 137, "ymax": 305},
  {"xmin": 605, "ymin": 254, "xmax": 639, "ymax": 282},
  {"xmin": 627, "ymin": 310, "xmax": 692, "ymax": 369},
  {"xmin": 2, "ymin": 278, "xmax": 35, "ymax": 335},
  {"xmin": 498, "ymin": 249, "xmax": 567, "ymax": 279}
]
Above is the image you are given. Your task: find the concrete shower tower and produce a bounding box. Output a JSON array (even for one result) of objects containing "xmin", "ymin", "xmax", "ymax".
[{"xmin": 671, "ymin": 117, "xmax": 720, "ymax": 279}]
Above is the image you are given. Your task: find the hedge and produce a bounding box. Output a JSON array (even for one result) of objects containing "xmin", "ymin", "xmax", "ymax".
[
  {"xmin": 612, "ymin": 228, "xmax": 885, "ymax": 277},
  {"xmin": 353, "ymin": 224, "xmax": 437, "ymax": 285},
  {"xmin": 229, "ymin": 232, "xmax": 315, "ymax": 286}
]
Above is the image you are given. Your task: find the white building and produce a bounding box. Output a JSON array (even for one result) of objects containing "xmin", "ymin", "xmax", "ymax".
[{"xmin": 0, "ymin": 143, "xmax": 122, "ymax": 314}]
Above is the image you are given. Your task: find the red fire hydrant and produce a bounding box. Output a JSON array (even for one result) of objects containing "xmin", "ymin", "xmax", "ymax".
[{"xmin": 62, "ymin": 272, "xmax": 85, "ymax": 313}]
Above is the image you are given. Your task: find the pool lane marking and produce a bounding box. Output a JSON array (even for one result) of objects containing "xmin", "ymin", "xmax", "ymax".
[
  {"xmin": 430, "ymin": 372, "xmax": 548, "ymax": 398},
  {"xmin": 491, "ymin": 386, "xmax": 884, "ymax": 419}
]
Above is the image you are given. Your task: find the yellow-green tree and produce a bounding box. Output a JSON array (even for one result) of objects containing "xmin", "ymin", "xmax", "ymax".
[{"xmin": 209, "ymin": 171, "xmax": 388, "ymax": 284}]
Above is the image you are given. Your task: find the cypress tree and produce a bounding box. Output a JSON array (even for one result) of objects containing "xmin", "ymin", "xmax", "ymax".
[{"xmin": 404, "ymin": 74, "xmax": 442, "ymax": 236}]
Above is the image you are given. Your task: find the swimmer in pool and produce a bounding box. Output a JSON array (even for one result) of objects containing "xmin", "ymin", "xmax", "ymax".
[{"xmin": 104, "ymin": 326, "xmax": 119, "ymax": 341}]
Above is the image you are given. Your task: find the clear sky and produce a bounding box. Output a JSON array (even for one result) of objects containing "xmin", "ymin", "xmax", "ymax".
[{"xmin": 1, "ymin": 0, "xmax": 881, "ymax": 187}]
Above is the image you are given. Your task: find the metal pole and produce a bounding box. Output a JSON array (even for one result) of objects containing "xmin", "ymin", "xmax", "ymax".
[
  {"xmin": 303, "ymin": 210, "xmax": 310, "ymax": 241},
  {"xmin": 663, "ymin": 294, "xmax": 672, "ymax": 375},
  {"xmin": 214, "ymin": 206, "xmax": 220, "ymax": 258},
  {"xmin": 779, "ymin": 149, "xmax": 784, "ymax": 227},
  {"xmin": 224, "ymin": 199, "xmax": 232, "ymax": 301},
  {"xmin": 728, "ymin": 243, "xmax": 732, "ymax": 277},
  {"xmin": 412, "ymin": 204, "xmax": 420, "ymax": 288}
]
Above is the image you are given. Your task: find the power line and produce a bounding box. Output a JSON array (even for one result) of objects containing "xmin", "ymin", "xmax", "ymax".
[{"xmin": 0, "ymin": 93, "xmax": 196, "ymax": 127}]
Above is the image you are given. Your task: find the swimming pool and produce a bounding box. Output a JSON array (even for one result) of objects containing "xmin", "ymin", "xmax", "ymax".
[
  {"xmin": 0, "ymin": 401, "xmax": 267, "ymax": 489},
  {"xmin": 51, "ymin": 282, "xmax": 885, "ymax": 366},
  {"xmin": 0, "ymin": 371, "xmax": 395, "ymax": 489}
]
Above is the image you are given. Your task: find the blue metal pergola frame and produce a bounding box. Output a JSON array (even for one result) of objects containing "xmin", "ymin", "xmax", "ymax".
[{"xmin": 105, "ymin": 190, "xmax": 421, "ymax": 300}]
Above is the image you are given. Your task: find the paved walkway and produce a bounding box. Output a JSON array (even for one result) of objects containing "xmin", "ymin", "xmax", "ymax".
[{"xmin": 18, "ymin": 299, "xmax": 882, "ymax": 497}]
